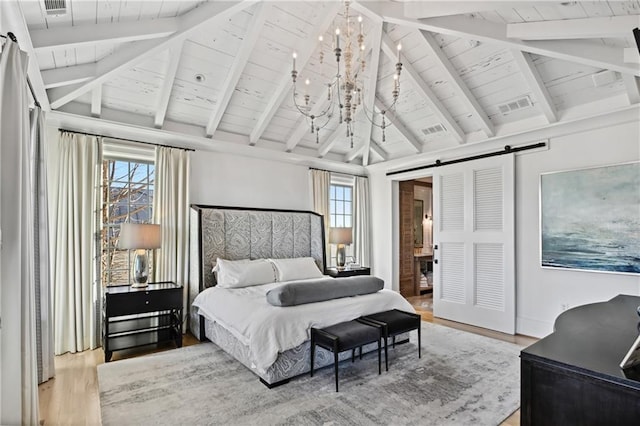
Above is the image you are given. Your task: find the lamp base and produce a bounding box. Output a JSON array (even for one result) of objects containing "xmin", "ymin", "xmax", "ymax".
[
  {"xmin": 130, "ymin": 282, "xmax": 149, "ymax": 288},
  {"xmin": 131, "ymin": 249, "xmax": 150, "ymax": 287},
  {"xmin": 336, "ymin": 244, "xmax": 346, "ymax": 269}
]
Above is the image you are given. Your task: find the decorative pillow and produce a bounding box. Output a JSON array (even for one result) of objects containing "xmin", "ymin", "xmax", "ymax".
[
  {"xmin": 269, "ymin": 257, "xmax": 324, "ymax": 282},
  {"xmin": 266, "ymin": 276, "xmax": 384, "ymax": 306},
  {"xmin": 215, "ymin": 258, "xmax": 277, "ymax": 288}
]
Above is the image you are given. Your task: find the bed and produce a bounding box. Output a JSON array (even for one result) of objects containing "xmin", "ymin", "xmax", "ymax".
[{"xmin": 188, "ymin": 205, "xmax": 414, "ymax": 386}]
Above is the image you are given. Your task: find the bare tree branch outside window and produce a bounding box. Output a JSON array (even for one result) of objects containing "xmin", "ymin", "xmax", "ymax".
[{"xmin": 101, "ymin": 159, "xmax": 155, "ymax": 286}]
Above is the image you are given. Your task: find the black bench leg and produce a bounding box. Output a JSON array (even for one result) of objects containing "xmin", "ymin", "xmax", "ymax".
[
  {"xmin": 377, "ymin": 337, "xmax": 381, "ymax": 375},
  {"xmin": 393, "ymin": 335, "xmax": 396, "ymax": 348},
  {"xmin": 418, "ymin": 322, "xmax": 422, "ymax": 358},
  {"xmin": 334, "ymin": 340, "xmax": 339, "ymax": 392},
  {"xmin": 359, "ymin": 346, "xmax": 363, "ymax": 360},
  {"xmin": 384, "ymin": 333, "xmax": 389, "ymax": 372},
  {"xmin": 310, "ymin": 333, "xmax": 315, "ymax": 377}
]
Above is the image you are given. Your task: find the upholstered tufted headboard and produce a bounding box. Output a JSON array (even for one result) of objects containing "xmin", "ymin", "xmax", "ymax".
[{"xmin": 188, "ymin": 204, "xmax": 326, "ymax": 338}]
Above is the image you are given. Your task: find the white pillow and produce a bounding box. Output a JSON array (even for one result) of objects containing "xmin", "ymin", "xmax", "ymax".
[
  {"xmin": 215, "ymin": 258, "xmax": 277, "ymax": 288},
  {"xmin": 269, "ymin": 257, "xmax": 324, "ymax": 282}
]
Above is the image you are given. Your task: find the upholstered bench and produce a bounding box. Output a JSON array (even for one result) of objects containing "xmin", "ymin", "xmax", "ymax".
[
  {"xmin": 310, "ymin": 319, "xmax": 382, "ymax": 392},
  {"xmin": 361, "ymin": 309, "xmax": 421, "ymax": 371}
]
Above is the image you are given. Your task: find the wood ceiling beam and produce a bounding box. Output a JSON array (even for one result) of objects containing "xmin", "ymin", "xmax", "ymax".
[
  {"xmin": 506, "ymin": 16, "xmax": 640, "ymax": 40},
  {"xmin": 2, "ymin": 1, "xmax": 50, "ymax": 110},
  {"xmin": 403, "ymin": 2, "xmax": 559, "ymax": 19},
  {"xmin": 369, "ymin": 140, "xmax": 388, "ymax": 162},
  {"xmin": 359, "ymin": 2, "xmax": 640, "ymax": 77},
  {"xmin": 417, "ymin": 29, "xmax": 494, "ymax": 137},
  {"xmin": 622, "ymin": 75, "xmax": 640, "ymax": 105},
  {"xmin": 206, "ymin": 3, "xmax": 270, "ymax": 137},
  {"xmin": 360, "ymin": 21, "xmax": 383, "ymax": 167},
  {"xmin": 381, "ymin": 32, "xmax": 465, "ymax": 143},
  {"xmin": 249, "ymin": 3, "xmax": 341, "ymax": 145},
  {"xmin": 31, "ymin": 18, "xmax": 178, "ymax": 53},
  {"xmin": 317, "ymin": 120, "xmax": 349, "ymax": 158},
  {"xmin": 91, "ymin": 85, "xmax": 102, "ymax": 118},
  {"xmin": 344, "ymin": 144, "xmax": 367, "ymax": 163},
  {"xmin": 374, "ymin": 98, "xmax": 422, "ymax": 153},
  {"xmin": 154, "ymin": 42, "xmax": 184, "ymax": 128},
  {"xmin": 511, "ymin": 50, "xmax": 558, "ymax": 123},
  {"xmin": 42, "ymin": 63, "xmax": 96, "ymax": 89},
  {"xmin": 49, "ymin": 1, "xmax": 256, "ymax": 110}
]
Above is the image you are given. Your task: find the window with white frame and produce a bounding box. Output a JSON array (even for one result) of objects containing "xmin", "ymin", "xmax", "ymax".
[
  {"xmin": 329, "ymin": 181, "xmax": 354, "ymax": 267},
  {"xmin": 100, "ymin": 155, "xmax": 155, "ymax": 286}
]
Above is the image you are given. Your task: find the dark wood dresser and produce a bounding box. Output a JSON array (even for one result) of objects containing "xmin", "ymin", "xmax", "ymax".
[
  {"xmin": 520, "ymin": 294, "xmax": 640, "ymax": 425},
  {"xmin": 103, "ymin": 282, "xmax": 183, "ymax": 361}
]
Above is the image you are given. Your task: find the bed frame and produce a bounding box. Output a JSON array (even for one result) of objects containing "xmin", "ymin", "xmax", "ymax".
[{"xmin": 188, "ymin": 204, "xmax": 403, "ymax": 387}]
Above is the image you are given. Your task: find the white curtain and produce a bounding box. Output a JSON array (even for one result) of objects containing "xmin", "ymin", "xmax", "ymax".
[
  {"xmin": 0, "ymin": 38, "xmax": 39, "ymax": 425},
  {"xmin": 310, "ymin": 169, "xmax": 331, "ymax": 265},
  {"xmin": 30, "ymin": 107, "xmax": 55, "ymax": 384},
  {"xmin": 353, "ymin": 176, "xmax": 371, "ymax": 267},
  {"xmin": 48, "ymin": 131, "xmax": 102, "ymax": 354},
  {"xmin": 152, "ymin": 147, "xmax": 190, "ymax": 328}
]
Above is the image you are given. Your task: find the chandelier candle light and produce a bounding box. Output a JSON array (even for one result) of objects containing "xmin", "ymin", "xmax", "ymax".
[{"xmin": 291, "ymin": 0, "xmax": 403, "ymax": 148}]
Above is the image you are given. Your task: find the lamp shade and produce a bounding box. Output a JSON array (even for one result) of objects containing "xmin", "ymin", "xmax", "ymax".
[
  {"xmin": 329, "ymin": 227, "xmax": 352, "ymax": 245},
  {"xmin": 118, "ymin": 223, "xmax": 161, "ymax": 249}
]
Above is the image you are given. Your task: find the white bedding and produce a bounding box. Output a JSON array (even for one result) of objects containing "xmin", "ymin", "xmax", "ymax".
[{"xmin": 192, "ymin": 279, "xmax": 415, "ymax": 373}]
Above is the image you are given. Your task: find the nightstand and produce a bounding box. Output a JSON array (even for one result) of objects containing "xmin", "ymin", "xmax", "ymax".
[
  {"xmin": 326, "ymin": 267, "xmax": 371, "ymax": 278},
  {"xmin": 103, "ymin": 282, "xmax": 182, "ymax": 362}
]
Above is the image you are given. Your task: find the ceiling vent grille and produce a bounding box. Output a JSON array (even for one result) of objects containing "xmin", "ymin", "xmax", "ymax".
[
  {"xmin": 43, "ymin": 0, "xmax": 66, "ymax": 15},
  {"xmin": 498, "ymin": 96, "xmax": 532, "ymax": 115},
  {"xmin": 421, "ymin": 124, "xmax": 446, "ymax": 135}
]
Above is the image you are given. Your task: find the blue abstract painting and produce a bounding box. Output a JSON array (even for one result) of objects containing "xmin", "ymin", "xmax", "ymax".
[{"xmin": 541, "ymin": 162, "xmax": 640, "ymax": 274}]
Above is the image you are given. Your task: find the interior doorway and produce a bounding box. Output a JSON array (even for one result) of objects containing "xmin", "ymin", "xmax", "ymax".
[{"xmin": 398, "ymin": 176, "xmax": 434, "ymax": 314}]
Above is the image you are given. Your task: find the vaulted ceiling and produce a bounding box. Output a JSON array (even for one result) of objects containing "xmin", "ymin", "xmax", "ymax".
[{"xmin": 5, "ymin": 1, "xmax": 640, "ymax": 168}]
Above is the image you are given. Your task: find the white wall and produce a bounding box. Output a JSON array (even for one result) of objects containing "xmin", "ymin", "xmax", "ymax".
[
  {"xmin": 369, "ymin": 118, "xmax": 640, "ymax": 338},
  {"xmin": 189, "ymin": 150, "xmax": 312, "ymax": 211}
]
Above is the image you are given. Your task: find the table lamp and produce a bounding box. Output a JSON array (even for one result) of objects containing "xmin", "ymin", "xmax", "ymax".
[
  {"xmin": 118, "ymin": 223, "xmax": 161, "ymax": 287},
  {"xmin": 329, "ymin": 227, "xmax": 352, "ymax": 269}
]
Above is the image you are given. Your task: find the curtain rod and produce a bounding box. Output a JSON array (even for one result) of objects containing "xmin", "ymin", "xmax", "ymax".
[
  {"xmin": 58, "ymin": 128, "xmax": 195, "ymax": 152},
  {"xmin": 2, "ymin": 32, "xmax": 42, "ymax": 108},
  {"xmin": 386, "ymin": 142, "xmax": 546, "ymax": 177},
  {"xmin": 309, "ymin": 167, "xmax": 367, "ymax": 179}
]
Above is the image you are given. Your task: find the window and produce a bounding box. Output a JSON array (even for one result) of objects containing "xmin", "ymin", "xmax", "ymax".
[
  {"xmin": 100, "ymin": 159, "xmax": 155, "ymax": 286},
  {"xmin": 329, "ymin": 183, "xmax": 353, "ymax": 266}
]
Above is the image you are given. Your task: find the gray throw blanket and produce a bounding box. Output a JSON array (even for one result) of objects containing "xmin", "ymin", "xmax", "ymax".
[{"xmin": 266, "ymin": 276, "xmax": 384, "ymax": 307}]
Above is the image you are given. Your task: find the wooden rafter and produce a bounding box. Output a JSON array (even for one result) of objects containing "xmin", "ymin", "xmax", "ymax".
[
  {"xmin": 624, "ymin": 48, "xmax": 640, "ymax": 64},
  {"xmin": 416, "ymin": 29, "xmax": 494, "ymax": 137},
  {"xmin": 360, "ymin": 21, "xmax": 383, "ymax": 167},
  {"xmin": 381, "ymin": 32, "xmax": 465, "ymax": 143},
  {"xmin": 344, "ymin": 144, "xmax": 367, "ymax": 163},
  {"xmin": 91, "ymin": 85, "xmax": 102, "ymax": 118},
  {"xmin": 317, "ymin": 119, "xmax": 350, "ymax": 158},
  {"xmin": 31, "ymin": 18, "xmax": 178, "ymax": 52},
  {"xmin": 49, "ymin": 1, "xmax": 256, "ymax": 110},
  {"xmin": 511, "ymin": 50, "xmax": 558, "ymax": 123},
  {"xmin": 622, "ymin": 75, "xmax": 640, "ymax": 105},
  {"xmin": 206, "ymin": 3, "xmax": 270, "ymax": 137},
  {"xmin": 506, "ymin": 16, "xmax": 640, "ymax": 40},
  {"xmin": 359, "ymin": 2, "xmax": 640, "ymax": 77},
  {"xmin": 369, "ymin": 140, "xmax": 388, "ymax": 162},
  {"xmin": 249, "ymin": 2, "xmax": 342, "ymax": 145},
  {"xmin": 154, "ymin": 42, "xmax": 184, "ymax": 128},
  {"xmin": 374, "ymin": 98, "xmax": 421, "ymax": 153},
  {"xmin": 42, "ymin": 63, "xmax": 96, "ymax": 89}
]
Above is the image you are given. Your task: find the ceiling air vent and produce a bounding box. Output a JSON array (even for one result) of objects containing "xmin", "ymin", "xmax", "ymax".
[
  {"xmin": 421, "ymin": 123, "xmax": 446, "ymax": 135},
  {"xmin": 43, "ymin": 0, "xmax": 66, "ymax": 16},
  {"xmin": 498, "ymin": 95, "xmax": 532, "ymax": 115}
]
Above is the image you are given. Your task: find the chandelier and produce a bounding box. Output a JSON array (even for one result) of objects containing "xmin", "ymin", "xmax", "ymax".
[{"xmin": 290, "ymin": 0, "xmax": 403, "ymax": 149}]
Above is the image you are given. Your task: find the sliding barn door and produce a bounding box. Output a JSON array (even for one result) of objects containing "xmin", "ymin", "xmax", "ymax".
[{"xmin": 432, "ymin": 155, "xmax": 515, "ymax": 334}]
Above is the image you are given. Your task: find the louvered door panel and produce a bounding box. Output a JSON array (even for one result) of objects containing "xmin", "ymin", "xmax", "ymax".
[
  {"xmin": 474, "ymin": 168, "xmax": 503, "ymax": 231},
  {"xmin": 474, "ymin": 243, "xmax": 504, "ymax": 310},
  {"xmin": 440, "ymin": 173, "xmax": 464, "ymax": 231},
  {"xmin": 441, "ymin": 243, "xmax": 465, "ymax": 303}
]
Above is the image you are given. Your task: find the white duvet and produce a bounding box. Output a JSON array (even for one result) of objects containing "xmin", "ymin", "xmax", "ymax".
[{"xmin": 192, "ymin": 280, "xmax": 415, "ymax": 373}]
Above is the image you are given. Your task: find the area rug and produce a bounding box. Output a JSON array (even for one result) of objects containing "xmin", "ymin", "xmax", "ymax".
[{"xmin": 98, "ymin": 322, "xmax": 520, "ymax": 425}]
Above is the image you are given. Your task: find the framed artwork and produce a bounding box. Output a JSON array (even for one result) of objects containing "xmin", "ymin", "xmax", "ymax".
[
  {"xmin": 414, "ymin": 199, "xmax": 423, "ymax": 248},
  {"xmin": 540, "ymin": 161, "xmax": 640, "ymax": 275}
]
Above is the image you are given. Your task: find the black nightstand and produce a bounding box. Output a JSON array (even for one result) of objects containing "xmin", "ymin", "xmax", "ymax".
[
  {"xmin": 103, "ymin": 282, "xmax": 183, "ymax": 362},
  {"xmin": 326, "ymin": 267, "xmax": 371, "ymax": 278}
]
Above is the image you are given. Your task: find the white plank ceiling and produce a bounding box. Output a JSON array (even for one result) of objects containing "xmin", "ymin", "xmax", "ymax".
[{"xmin": 5, "ymin": 0, "xmax": 640, "ymax": 166}]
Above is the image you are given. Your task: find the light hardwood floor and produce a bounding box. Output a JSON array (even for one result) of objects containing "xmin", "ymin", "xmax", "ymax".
[{"xmin": 38, "ymin": 317, "xmax": 535, "ymax": 425}]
